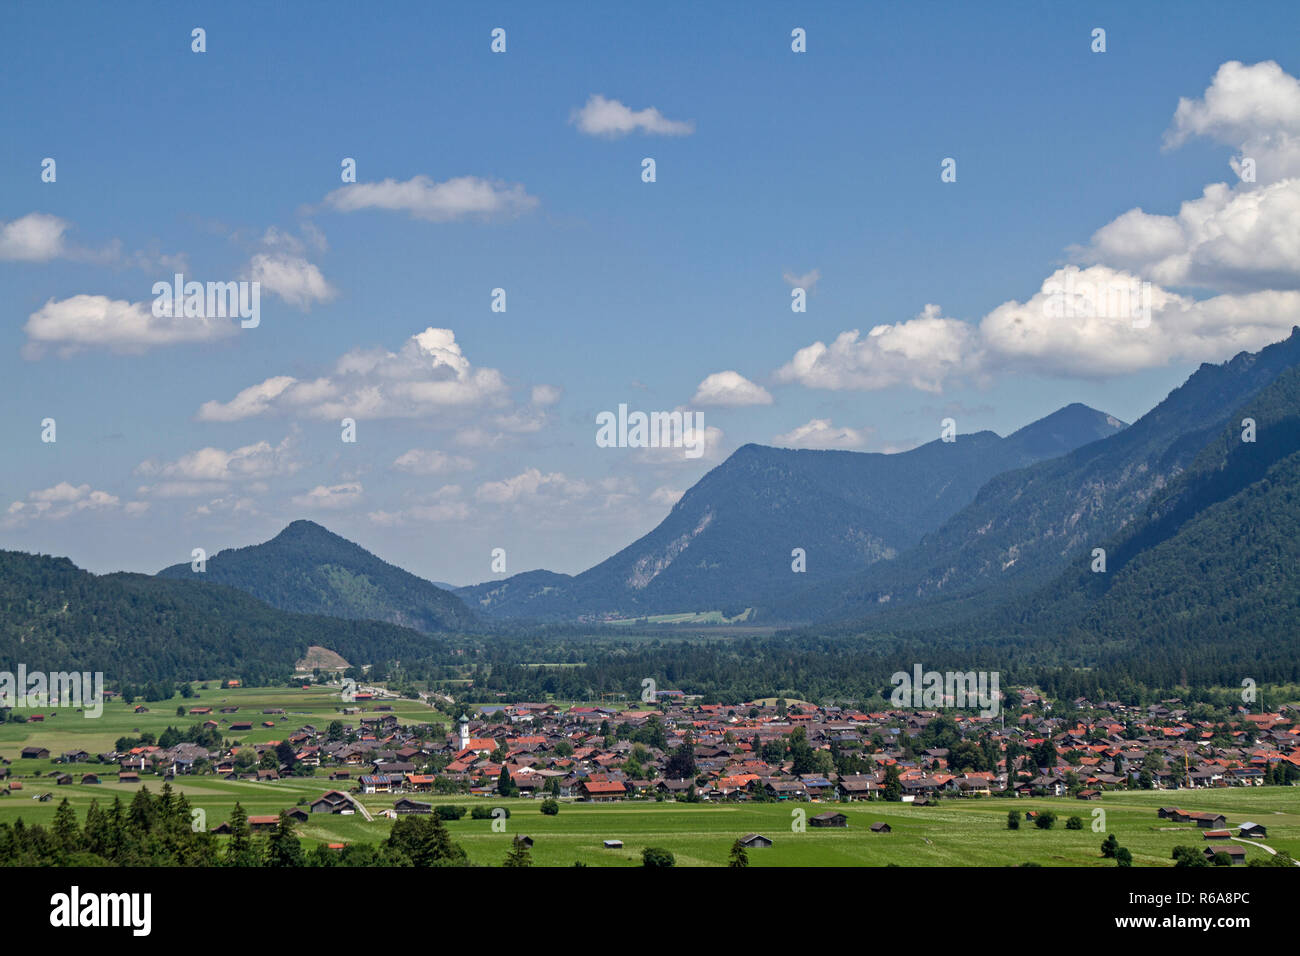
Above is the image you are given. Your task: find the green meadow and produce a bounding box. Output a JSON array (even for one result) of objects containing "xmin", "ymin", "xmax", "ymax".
[
  {"xmin": 0, "ymin": 683, "xmax": 443, "ymax": 756},
  {"xmin": 3, "ymin": 776, "xmax": 1297, "ymax": 867}
]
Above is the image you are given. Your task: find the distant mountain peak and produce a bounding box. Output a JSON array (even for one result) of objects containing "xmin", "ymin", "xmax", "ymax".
[{"xmin": 158, "ymin": 520, "xmax": 475, "ymax": 633}]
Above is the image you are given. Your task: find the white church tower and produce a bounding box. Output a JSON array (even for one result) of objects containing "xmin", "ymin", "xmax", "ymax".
[{"xmin": 458, "ymin": 714, "xmax": 471, "ymax": 750}]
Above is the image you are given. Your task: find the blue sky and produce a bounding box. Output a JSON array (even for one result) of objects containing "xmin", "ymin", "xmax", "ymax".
[{"xmin": 3, "ymin": 2, "xmax": 1300, "ymax": 583}]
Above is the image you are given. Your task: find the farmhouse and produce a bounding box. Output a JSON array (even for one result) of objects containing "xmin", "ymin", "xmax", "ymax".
[
  {"xmin": 581, "ymin": 780, "xmax": 627, "ymax": 802},
  {"xmin": 310, "ymin": 791, "xmax": 353, "ymax": 814},
  {"xmin": 810, "ymin": 811, "xmax": 847, "ymax": 828},
  {"xmin": 1203, "ymin": 845, "xmax": 1247, "ymax": 865},
  {"xmin": 394, "ymin": 798, "xmax": 432, "ymax": 814}
]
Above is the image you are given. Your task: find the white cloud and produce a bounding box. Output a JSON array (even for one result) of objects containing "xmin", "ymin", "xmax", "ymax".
[
  {"xmin": 392, "ymin": 449, "xmax": 474, "ymax": 475},
  {"xmin": 193, "ymin": 495, "xmax": 259, "ymax": 517},
  {"xmin": 196, "ymin": 328, "xmax": 509, "ymax": 421},
  {"xmin": 1165, "ymin": 60, "xmax": 1300, "ymax": 183},
  {"xmin": 691, "ymin": 370, "xmax": 773, "ymax": 407},
  {"xmin": 5, "ymin": 482, "xmax": 120, "ymax": 523},
  {"xmin": 135, "ymin": 437, "xmax": 299, "ymax": 496},
  {"xmin": 23, "ymin": 294, "xmax": 237, "ymax": 358},
  {"xmin": 773, "ymin": 419, "xmax": 871, "ymax": 450},
  {"xmin": 777, "ymin": 265, "xmax": 1300, "ymax": 389},
  {"xmin": 1079, "ymin": 178, "xmax": 1300, "ymax": 292},
  {"xmin": 196, "ymin": 377, "xmax": 296, "ymax": 423},
  {"xmin": 531, "ymin": 384, "xmax": 562, "ymax": 406},
  {"xmin": 775, "ymin": 304, "xmax": 976, "ymax": 393},
  {"xmin": 570, "ymin": 94, "xmax": 695, "ymax": 137},
  {"xmin": 291, "ymin": 482, "xmax": 364, "ymax": 510},
  {"xmin": 475, "ymin": 469, "xmax": 590, "ymax": 504},
  {"xmin": 978, "ymin": 265, "xmax": 1299, "ymax": 378},
  {"xmin": 0, "ymin": 212, "xmax": 68, "ymax": 261},
  {"xmin": 246, "ymin": 252, "xmax": 337, "ymax": 308},
  {"xmin": 322, "ymin": 175, "xmax": 538, "ymax": 222}
]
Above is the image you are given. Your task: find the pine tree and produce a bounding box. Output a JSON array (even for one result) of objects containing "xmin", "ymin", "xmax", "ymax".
[
  {"xmin": 728, "ymin": 839, "xmax": 750, "ymax": 867},
  {"xmin": 265, "ymin": 810, "xmax": 304, "ymax": 867},
  {"xmin": 503, "ymin": 836, "xmax": 532, "ymax": 867}
]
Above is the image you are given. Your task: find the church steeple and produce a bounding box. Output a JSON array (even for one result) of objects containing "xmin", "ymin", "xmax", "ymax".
[{"xmin": 458, "ymin": 714, "xmax": 471, "ymax": 750}]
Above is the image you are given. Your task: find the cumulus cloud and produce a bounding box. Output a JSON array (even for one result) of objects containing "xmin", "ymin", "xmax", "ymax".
[
  {"xmin": 135, "ymin": 437, "xmax": 299, "ymax": 496},
  {"xmin": 0, "ymin": 212, "xmax": 68, "ymax": 261},
  {"xmin": 775, "ymin": 304, "xmax": 976, "ymax": 393},
  {"xmin": 5, "ymin": 482, "xmax": 121, "ymax": 523},
  {"xmin": 22, "ymin": 294, "xmax": 238, "ymax": 358},
  {"xmin": 691, "ymin": 370, "xmax": 773, "ymax": 407},
  {"xmin": 1078, "ymin": 179, "xmax": 1300, "ymax": 291},
  {"xmin": 196, "ymin": 328, "xmax": 509, "ymax": 422},
  {"xmin": 246, "ymin": 252, "xmax": 336, "ymax": 308},
  {"xmin": 291, "ymin": 482, "xmax": 363, "ymax": 510},
  {"xmin": 475, "ymin": 468, "xmax": 590, "ymax": 504},
  {"xmin": 392, "ymin": 449, "xmax": 474, "ymax": 475},
  {"xmin": 321, "ymin": 175, "xmax": 538, "ymax": 222},
  {"xmin": 1164, "ymin": 60, "xmax": 1300, "ymax": 183},
  {"xmin": 570, "ymin": 94, "xmax": 695, "ymax": 137},
  {"xmin": 978, "ymin": 265, "xmax": 1300, "ymax": 378},
  {"xmin": 777, "ymin": 265, "xmax": 1300, "ymax": 389},
  {"xmin": 773, "ymin": 419, "xmax": 871, "ymax": 450}
]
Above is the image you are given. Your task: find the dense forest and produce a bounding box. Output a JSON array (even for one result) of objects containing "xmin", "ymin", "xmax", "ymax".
[{"xmin": 0, "ymin": 550, "xmax": 449, "ymax": 683}]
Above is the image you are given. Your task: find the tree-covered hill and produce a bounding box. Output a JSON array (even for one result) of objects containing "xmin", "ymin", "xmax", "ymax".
[
  {"xmin": 157, "ymin": 520, "xmax": 476, "ymax": 634},
  {"xmin": 1, "ymin": 549, "xmax": 449, "ymax": 684}
]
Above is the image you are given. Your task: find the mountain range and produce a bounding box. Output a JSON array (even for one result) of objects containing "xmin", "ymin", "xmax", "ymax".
[
  {"xmin": 455, "ymin": 403, "xmax": 1126, "ymax": 620},
  {"xmin": 3, "ymin": 328, "xmax": 1299, "ymax": 684}
]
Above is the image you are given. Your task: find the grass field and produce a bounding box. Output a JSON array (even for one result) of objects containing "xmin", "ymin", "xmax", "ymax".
[
  {"xmin": 2, "ymin": 777, "xmax": 1297, "ymax": 866},
  {"xmin": 0, "ymin": 683, "xmax": 442, "ymax": 756}
]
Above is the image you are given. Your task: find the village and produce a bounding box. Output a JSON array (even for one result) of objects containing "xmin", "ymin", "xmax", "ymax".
[{"xmin": 5, "ymin": 684, "xmax": 1297, "ymax": 864}]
